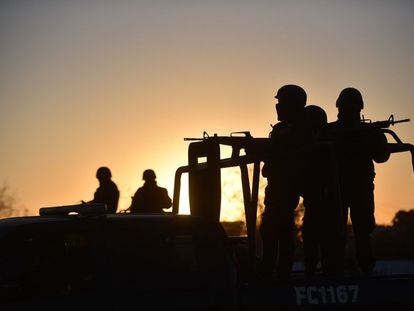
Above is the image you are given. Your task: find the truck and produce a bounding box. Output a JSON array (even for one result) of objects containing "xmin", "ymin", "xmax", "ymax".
[{"xmin": 1, "ymin": 125, "xmax": 413, "ymax": 310}]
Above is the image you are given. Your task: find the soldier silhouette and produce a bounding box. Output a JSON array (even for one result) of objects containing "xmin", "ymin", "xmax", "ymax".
[
  {"xmin": 301, "ymin": 105, "xmax": 329, "ymax": 276},
  {"xmin": 328, "ymin": 88, "xmax": 390, "ymax": 275},
  {"xmin": 260, "ymin": 84, "xmax": 310, "ymax": 277},
  {"xmin": 301, "ymin": 105, "xmax": 346, "ymax": 277},
  {"xmin": 130, "ymin": 169, "xmax": 172, "ymax": 213},
  {"xmin": 84, "ymin": 167, "xmax": 120, "ymax": 213}
]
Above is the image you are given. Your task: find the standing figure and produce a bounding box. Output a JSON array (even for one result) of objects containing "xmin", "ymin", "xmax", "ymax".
[
  {"xmin": 260, "ymin": 84, "xmax": 310, "ymax": 277},
  {"xmin": 88, "ymin": 166, "xmax": 120, "ymax": 213},
  {"xmin": 130, "ymin": 169, "xmax": 172, "ymax": 213},
  {"xmin": 328, "ymin": 88, "xmax": 390, "ymax": 275},
  {"xmin": 301, "ymin": 105, "xmax": 345, "ymax": 277}
]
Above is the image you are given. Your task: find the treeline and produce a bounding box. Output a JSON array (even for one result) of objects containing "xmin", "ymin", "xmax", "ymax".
[
  {"xmin": 372, "ymin": 210, "xmax": 414, "ymax": 259},
  {"xmin": 222, "ymin": 208, "xmax": 414, "ymax": 261},
  {"xmin": 2, "ymin": 181, "xmax": 413, "ymax": 260}
]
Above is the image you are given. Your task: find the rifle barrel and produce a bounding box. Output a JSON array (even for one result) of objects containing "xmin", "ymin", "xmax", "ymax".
[
  {"xmin": 184, "ymin": 138, "xmax": 204, "ymax": 141},
  {"xmin": 394, "ymin": 118, "xmax": 410, "ymax": 124}
]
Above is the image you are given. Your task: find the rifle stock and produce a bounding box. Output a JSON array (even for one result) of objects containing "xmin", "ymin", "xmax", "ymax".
[{"xmin": 387, "ymin": 143, "xmax": 414, "ymax": 173}]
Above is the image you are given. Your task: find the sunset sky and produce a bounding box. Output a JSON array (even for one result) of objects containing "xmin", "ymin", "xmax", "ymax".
[{"xmin": 1, "ymin": 0, "xmax": 413, "ymax": 224}]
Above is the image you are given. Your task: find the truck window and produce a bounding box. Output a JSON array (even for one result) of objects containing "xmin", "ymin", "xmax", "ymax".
[{"xmin": 221, "ymin": 167, "xmax": 247, "ymax": 236}]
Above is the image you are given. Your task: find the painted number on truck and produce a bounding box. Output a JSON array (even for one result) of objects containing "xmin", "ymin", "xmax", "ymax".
[{"xmin": 295, "ymin": 285, "xmax": 359, "ymax": 305}]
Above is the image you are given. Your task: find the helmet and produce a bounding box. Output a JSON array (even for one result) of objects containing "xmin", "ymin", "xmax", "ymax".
[
  {"xmin": 305, "ymin": 105, "xmax": 328, "ymax": 128},
  {"xmin": 143, "ymin": 169, "xmax": 156, "ymax": 181},
  {"xmin": 275, "ymin": 84, "xmax": 307, "ymax": 107},
  {"xmin": 96, "ymin": 167, "xmax": 112, "ymax": 180},
  {"xmin": 336, "ymin": 87, "xmax": 364, "ymax": 110}
]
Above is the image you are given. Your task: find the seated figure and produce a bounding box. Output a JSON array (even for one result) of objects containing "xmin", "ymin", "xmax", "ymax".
[{"xmin": 130, "ymin": 169, "xmax": 172, "ymax": 213}]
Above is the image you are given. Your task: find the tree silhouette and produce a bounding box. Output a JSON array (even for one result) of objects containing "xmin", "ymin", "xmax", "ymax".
[
  {"xmin": 372, "ymin": 209, "xmax": 414, "ymax": 260},
  {"xmin": 0, "ymin": 185, "xmax": 15, "ymax": 218},
  {"xmin": 392, "ymin": 210, "xmax": 414, "ymax": 231},
  {"xmin": 0, "ymin": 184, "xmax": 27, "ymax": 218}
]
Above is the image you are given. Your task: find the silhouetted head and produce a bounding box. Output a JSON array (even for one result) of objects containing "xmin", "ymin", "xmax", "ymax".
[
  {"xmin": 305, "ymin": 105, "xmax": 328, "ymax": 129},
  {"xmin": 96, "ymin": 167, "xmax": 112, "ymax": 182},
  {"xmin": 275, "ymin": 84, "xmax": 307, "ymax": 122},
  {"xmin": 336, "ymin": 87, "xmax": 364, "ymax": 122},
  {"xmin": 143, "ymin": 169, "xmax": 156, "ymax": 182}
]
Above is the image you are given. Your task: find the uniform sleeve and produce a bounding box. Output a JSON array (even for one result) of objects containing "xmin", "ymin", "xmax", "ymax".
[
  {"xmin": 161, "ymin": 188, "xmax": 172, "ymax": 210},
  {"xmin": 92, "ymin": 187, "xmax": 103, "ymax": 204},
  {"xmin": 113, "ymin": 186, "xmax": 120, "ymax": 212},
  {"xmin": 107, "ymin": 184, "xmax": 119, "ymax": 213},
  {"xmin": 130, "ymin": 189, "xmax": 142, "ymax": 212}
]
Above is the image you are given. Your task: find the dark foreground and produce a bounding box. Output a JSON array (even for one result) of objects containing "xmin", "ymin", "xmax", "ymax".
[{"xmin": 1, "ymin": 213, "xmax": 414, "ymax": 310}]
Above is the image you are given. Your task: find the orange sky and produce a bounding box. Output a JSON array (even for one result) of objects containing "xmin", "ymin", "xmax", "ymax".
[{"xmin": 0, "ymin": 1, "xmax": 413, "ymax": 224}]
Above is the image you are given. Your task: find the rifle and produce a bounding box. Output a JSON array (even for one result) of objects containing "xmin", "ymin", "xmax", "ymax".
[
  {"xmin": 361, "ymin": 115, "xmax": 413, "ymax": 173},
  {"xmin": 184, "ymin": 131, "xmax": 269, "ymax": 160},
  {"xmin": 362, "ymin": 114, "xmax": 410, "ymax": 129}
]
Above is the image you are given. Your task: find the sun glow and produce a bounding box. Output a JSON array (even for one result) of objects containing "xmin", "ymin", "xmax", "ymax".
[
  {"xmin": 220, "ymin": 168, "xmax": 246, "ymax": 223},
  {"xmin": 177, "ymin": 173, "xmax": 190, "ymax": 215},
  {"xmin": 176, "ymin": 166, "xmax": 266, "ymax": 223},
  {"xmin": 1, "ymin": 1, "xmax": 413, "ymax": 225}
]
